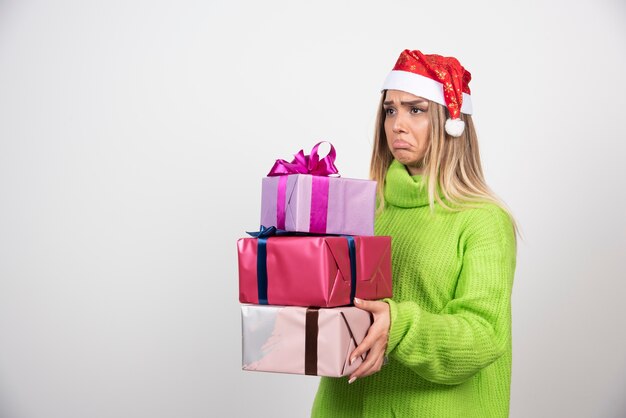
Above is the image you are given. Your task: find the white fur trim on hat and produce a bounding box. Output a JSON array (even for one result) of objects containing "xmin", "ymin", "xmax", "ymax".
[
  {"xmin": 445, "ymin": 118, "xmax": 465, "ymax": 137},
  {"xmin": 382, "ymin": 70, "xmax": 473, "ymax": 115}
]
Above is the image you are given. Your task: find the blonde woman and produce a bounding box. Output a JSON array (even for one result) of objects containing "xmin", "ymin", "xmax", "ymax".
[{"xmin": 312, "ymin": 50, "xmax": 517, "ymax": 417}]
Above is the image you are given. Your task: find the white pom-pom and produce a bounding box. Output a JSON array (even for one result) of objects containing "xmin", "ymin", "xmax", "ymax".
[{"xmin": 445, "ymin": 118, "xmax": 465, "ymax": 137}]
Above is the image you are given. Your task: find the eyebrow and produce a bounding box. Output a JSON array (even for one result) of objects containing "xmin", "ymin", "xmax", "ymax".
[{"xmin": 383, "ymin": 100, "xmax": 429, "ymax": 106}]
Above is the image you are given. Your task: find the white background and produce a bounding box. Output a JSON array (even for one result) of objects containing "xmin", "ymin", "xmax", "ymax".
[{"xmin": 1, "ymin": 1, "xmax": 625, "ymax": 417}]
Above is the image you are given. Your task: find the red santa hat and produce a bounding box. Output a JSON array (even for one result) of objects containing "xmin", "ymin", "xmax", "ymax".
[{"xmin": 381, "ymin": 49, "xmax": 473, "ymax": 137}]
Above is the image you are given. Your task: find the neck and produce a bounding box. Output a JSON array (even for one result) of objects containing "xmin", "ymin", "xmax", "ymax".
[
  {"xmin": 384, "ymin": 160, "xmax": 431, "ymax": 208},
  {"xmin": 406, "ymin": 164, "xmax": 425, "ymax": 176}
]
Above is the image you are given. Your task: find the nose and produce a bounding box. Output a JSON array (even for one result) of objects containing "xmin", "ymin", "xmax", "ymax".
[{"xmin": 392, "ymin": 113, "xmax": 408, "ymax": 134}]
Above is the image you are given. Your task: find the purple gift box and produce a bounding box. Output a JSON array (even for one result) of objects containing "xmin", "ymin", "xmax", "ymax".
[
  {"xmin": 260, "ymin": 142, "xmax": 376, "ymax": 236},
  {"xmin": 260, "ymin": 174, "xmax": 376, "ymax": 236}
]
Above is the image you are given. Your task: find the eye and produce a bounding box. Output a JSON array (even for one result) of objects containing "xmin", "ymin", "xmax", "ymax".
[
  {"xmin": 410, "ymin": 106, "xmax": 424, "ymax": 114},
  {"xmin": 384, "ymin": 108, "xmax": 396, "ymax": 116}
]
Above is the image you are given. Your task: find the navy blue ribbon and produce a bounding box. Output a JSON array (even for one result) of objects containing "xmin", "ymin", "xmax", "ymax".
[
  {"xmin": 343, "ymin": 236, "xmax": 357, "ymax": 305},
  {"xmin": 246, "ymin": 226, "xmax": 290, "ymax": 305},
  {"xmin": 256, "ymin": 237, "xmax": 269, "ymax": 304}
]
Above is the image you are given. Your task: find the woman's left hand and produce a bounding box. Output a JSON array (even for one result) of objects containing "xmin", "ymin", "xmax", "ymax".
[{"xmin": 348, "ymin": 297, "xmax": 391, "ymax": 383}]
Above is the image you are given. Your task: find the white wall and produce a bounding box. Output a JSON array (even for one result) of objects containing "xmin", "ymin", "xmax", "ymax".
[{"xmin": 1, "ymin": 1, "xmax": 625, "ymax": 417}]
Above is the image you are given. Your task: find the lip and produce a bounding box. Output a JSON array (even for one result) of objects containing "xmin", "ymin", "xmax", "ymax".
[{"xmin": 392, "ymin": 139, "xmax": 412, "ymax": 149}]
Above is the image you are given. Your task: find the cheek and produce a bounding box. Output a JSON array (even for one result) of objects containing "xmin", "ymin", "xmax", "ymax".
[{"xmin": 414, "ymin": 119, "xmax": 431, "ymax": 146}]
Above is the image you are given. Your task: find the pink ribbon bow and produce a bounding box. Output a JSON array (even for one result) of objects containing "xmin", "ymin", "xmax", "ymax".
[{"xmin": 267, "ymin": 142, "xmax": 339, "ymax": 177}]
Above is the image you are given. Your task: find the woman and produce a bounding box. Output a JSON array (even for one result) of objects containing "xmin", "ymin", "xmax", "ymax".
[{"xmin": 311, "ymin": 50, "xmax": 517, "ymax": 417}]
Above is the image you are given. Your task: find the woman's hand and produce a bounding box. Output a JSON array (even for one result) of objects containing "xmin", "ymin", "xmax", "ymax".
[{"xmin": 348, "ymin": 297, "xmax": 391, "ymax": 383}]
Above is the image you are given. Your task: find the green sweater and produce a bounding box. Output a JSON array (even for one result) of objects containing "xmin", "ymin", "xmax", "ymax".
[{"xmin": 311, "ymin": 160, "xmax": 516, "ymax": 417}]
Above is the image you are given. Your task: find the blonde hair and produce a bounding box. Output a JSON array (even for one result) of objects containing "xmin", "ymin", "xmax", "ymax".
[{"xmin": 369, "ymin": 92, "xmax": 518, "ymax": 233}]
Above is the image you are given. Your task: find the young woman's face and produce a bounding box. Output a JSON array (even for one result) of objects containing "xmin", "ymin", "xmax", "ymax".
[{"xmin": 383, "ymin": 89, "xmax": 431, "ymax": 175}]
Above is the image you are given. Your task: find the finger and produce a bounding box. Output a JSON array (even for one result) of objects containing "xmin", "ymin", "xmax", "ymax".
[
  {"xmin": 349, "ymin": 324, "xmax": 386, "ymax": 364},
  {"xmin": 360, "ymin": 356, "xmax": 385, "ymax": 378},
  {"xmin": 349, "ymin": 319, "xmax": 389, "ymax": 362},
  {"xmin": 349, "ymin": 334, "xmax": 374, "ymax": 365},
  {"xmin": 356, "ymin": 355, "xmax": 385, "ymax": 379},
  {"xmin": 356, "ymin": 352, "xmax": 382, "ymax": 378},
  {"xmin": 353, "ymin": 298, "xmax": 385, "ymax": 314},
  {"xmin": 349, "ymin": 319, "xmax": 388, "ymax": 364},
  {"xmin": 351, "ymin": 340, "xmax": 386, "ymax": 376},
  {"xmin": 349, "ymin": 345, "xmax": 386, "ymax": 382},
  {"xmin": 348, "ymin": 358, "xmax": 374, "ymax": 383}
]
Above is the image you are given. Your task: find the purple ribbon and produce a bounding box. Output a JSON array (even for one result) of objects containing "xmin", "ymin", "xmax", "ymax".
[
  {"xmin": 267, "ymin": 142, "xmax": 339, "ymax": 234},
  {"xmin": 310, "ymin": 176, "xmax": 329, "ymax": 233},
  {"xmin": 276, "ymin": 176, "xmax": 288, "ymax": 229}
]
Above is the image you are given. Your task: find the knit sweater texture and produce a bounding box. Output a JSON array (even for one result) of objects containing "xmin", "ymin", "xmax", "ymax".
[{"xmin": 311, "ymin": 160, "xmax": 516, "ymax": 417}]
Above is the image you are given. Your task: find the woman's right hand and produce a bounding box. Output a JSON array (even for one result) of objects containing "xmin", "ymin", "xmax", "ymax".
[{"xmin": 347, "ymin": 297, "xmax": 391, "ymax": 383}]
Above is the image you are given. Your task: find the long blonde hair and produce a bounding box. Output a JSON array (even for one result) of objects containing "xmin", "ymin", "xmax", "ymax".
[{"xmin": 369, "ymin": 92, "xmax": 517, "ymax": 232}]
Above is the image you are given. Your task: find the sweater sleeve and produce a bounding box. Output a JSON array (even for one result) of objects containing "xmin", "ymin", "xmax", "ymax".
[{"xmin": 384, "ymin": 206, "xmax": 517, "ymax": 385}]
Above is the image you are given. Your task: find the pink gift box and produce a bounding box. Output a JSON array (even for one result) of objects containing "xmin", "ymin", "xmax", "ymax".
[
  {"xmin": 238, "ymin": 235, "xmax": 392, "ymax": 307},
  {"xmin": 241, "ymin": 305, "xmax": 372, "ymax": 377},
  {"xmin": 260, "ymin": 174, "xmax": 376, "ymax": 236}
]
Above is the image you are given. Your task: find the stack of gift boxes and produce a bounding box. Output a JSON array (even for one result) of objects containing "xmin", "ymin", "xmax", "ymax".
[{"xmin": 238, "ymin": 143, "xmax": 393, "ymax": 377}]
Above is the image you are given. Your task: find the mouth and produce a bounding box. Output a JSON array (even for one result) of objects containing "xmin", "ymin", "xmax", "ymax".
[{"xmin": 392, "ymin": 139, "xmax": 412, "ymax": 149}]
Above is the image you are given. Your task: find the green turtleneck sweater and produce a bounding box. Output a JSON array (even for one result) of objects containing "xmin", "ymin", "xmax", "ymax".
[{"xmin": 311, "ymin": 160, "xmax": 516, "ymax": 418}]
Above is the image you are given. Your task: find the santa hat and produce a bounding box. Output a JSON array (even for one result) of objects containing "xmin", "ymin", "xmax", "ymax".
[{"xmin": 381, "ymin": 49, "xmax": 473, "ymax": 137}]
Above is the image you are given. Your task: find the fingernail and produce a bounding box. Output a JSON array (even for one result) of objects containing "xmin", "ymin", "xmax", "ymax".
[
  {"xmin": 353, "ymin": 298, "xmax": 361, "ymax": 304},
  {"xmin": 350, "ymin": 357, "xmax": 356, "ymax": 365},
  {"xmin": 348, "ymin": 376, "xmax": 357, "ymax": 384}
]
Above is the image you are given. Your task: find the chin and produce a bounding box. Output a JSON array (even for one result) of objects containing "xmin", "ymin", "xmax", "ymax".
[{"xmin": 394, "ymin": 154, "xmax": 421, "ymax": 167}]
